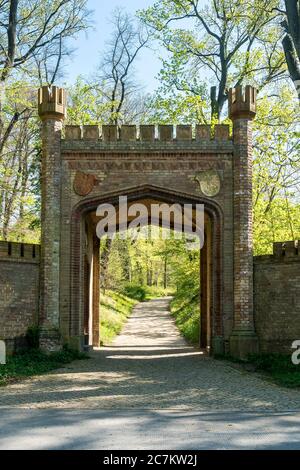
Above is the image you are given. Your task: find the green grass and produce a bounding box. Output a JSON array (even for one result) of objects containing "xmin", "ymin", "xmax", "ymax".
[
  {"xmin": 144, "ymin": 286, "xmax": 175, "ymax": 300},
  {"xmin": 0, "ymin": 347, "xmax": 88, "ymax": 387},
  {"xmin": 170, "ymin": 294, "xmax": 200, "ymax": 345},
  {"xmin": 100, "ymin": 290, "xmax": 138, "ymax": 345},
  {"xmin": 216, "ymin": 352, "xmax": 300, "ymax": 388},
  {"xmin": 247, "ymin": 353, "xmax": 300, "ymax": 388}
]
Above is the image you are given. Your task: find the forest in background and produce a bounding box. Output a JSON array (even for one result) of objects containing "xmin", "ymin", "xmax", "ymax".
[
  {"xmin": 100, "ymin": 233, "xmax": 201, "ymax": 344},
  {"xmin": 0, "ymin": 1, "xmax": 300, "ymax": 344}
]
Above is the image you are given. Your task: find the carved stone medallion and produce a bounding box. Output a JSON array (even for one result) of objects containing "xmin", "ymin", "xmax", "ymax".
[
  {"xmin": 73, "ymin": 171, "xmax": 96, "ymax": 196},
  {"xmin": 194, "ymin": 170, "xmax": 221, "ymax": 197}
]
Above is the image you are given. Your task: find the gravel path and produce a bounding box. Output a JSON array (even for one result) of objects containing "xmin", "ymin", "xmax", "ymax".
[{"xmin": 1, "ymin": 298, "xmax": 300, "ymax": 411}]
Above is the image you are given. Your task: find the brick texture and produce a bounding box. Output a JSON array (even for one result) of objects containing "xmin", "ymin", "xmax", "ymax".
[
  {"xmin": 1, "ymin": 85, "xmax": 298, "ymax": 360},
  {"xmin": 0, "ymin": 242, "xmax": 40, "ymax": 352},
  {"xmin": 254, "ymin": 242, "xmax": 300, "ymax": 353}
]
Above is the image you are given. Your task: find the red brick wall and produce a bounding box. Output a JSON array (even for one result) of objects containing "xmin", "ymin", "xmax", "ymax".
[
  {"xmin": 0, "ymin": 241, "xmax": 40, "ymax": 352},
  {"xmin": 58, "ymin": 127, "xmax": 234, "ymax": 352},
  {"xmin": 254, "ymin": 243, "xmax": 300, "ymax": 353}
]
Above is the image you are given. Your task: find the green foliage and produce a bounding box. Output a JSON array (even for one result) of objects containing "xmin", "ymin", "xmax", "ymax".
[
  {"xmin": 101, "ymin": 231, "xmax": 183, "ymax": 293},
  {"xmin": 139, "ymin": 0, "xmax": 284, "ymax": 119},
  {"xmin": 144, "ymin": 285, "xmax": 174, "ymax": 300},
  {"xmin": 144, "ymin": 85, "xmax": 209, "ymax": 124},
  {"xmin": 121, "ymin": 284, "xmax": 147, "ymax": 301},
  {"xmin": 100, "ymin": 290, "xmax": 138, "ymax": 345},
  {"xmin": 253, "ymin": 86, "xmax": 300, "ymax": 254},
  {"xmin": 254, "ymin": 197, "xmax": 300, "ymax": 255},
  {"xmin": 67, "ymin": 77, "xmax": 121, "ymax": 125},
  {"xmin": 0, "ymin": 0, "xmax": 90, "ymax": 241},
  {"xmin": 247, "ymin": 353, "xmax": 300, "ymax": 388},
  {"xmin": 0, "ymin": 347, "xmax": 88, "ymax": 387},
  {"xmin": 171, "ymin": 296, "xmax": 200, "ymax": 344},
  {"xmin": 103, "ymin": 234, "xmax": 201, "ymax": 345},
  {"xmin": 26, "ymin": 326, "xmax": 40, "ymax": 350},
  {"xmin": 168, "ymin": 240, "xmax": 200, "ymax": 344}
]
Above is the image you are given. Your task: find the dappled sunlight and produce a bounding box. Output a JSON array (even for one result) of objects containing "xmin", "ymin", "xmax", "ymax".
[
  {"xmin": 2, "ymin": 409, "xmax": 300, "ymax": 450},
  {"xmin": 1, "ymin": 298, "xmax": 300, "ymax": 412},
  {"xmin": 110, "ymin": 298, "xmax": 189, "ymax": 348}
]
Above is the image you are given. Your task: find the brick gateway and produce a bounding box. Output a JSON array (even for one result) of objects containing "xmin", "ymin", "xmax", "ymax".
[
  {"xmin": 1, "ymin": 86, "xmax": 299, "ymax": 357},
  {"xmin": 36, "ymin": 84, "xmax": 257, "ymax": 359}
]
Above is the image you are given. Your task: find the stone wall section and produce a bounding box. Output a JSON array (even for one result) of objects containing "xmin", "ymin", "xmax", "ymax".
[
  {"xmin": 254, "ymin": 241, "xmax": 300, "ymax": 353},
  {"xmin": 0, "ymin": 241, "xmax": 40, "ymax": 352}
]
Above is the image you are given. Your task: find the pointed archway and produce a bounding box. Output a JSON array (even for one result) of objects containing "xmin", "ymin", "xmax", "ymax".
[{"xmin": 68, "ymin": 185, "xmax": 223, "ymax": 352}]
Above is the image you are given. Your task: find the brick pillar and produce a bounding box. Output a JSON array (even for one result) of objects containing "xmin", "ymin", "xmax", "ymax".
[
  {"xmin": 229, "ymin": 86, "xmax": 259, "ymax": 359},
  {"xmin": 92, "ymin": 234, "xmax": 100, "ymax": 347},
  {"xmin": 38, "ymin": 86, "xmax": 66, "ymax": 351}
]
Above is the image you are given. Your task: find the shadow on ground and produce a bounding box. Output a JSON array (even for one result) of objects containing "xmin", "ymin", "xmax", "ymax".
[
  {"xmin": 1, "ymin": 409, "xmax": 300, "ymax": 450},
  {"xmin": 1, "ymin": 298, "xmax": 300, "ymax": 413}
]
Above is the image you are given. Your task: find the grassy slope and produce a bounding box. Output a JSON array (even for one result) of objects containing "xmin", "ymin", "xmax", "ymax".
[
  {"xmin": 0, "ymin": 291, "xmax": 137, "ymax": 386},
  {"xmin": 170, "ymin": 293, "xmax": 200, "ymax": 345},
  {"xmin": 100, "ymin": 290, "xmax": 138, "ymax": 345}
]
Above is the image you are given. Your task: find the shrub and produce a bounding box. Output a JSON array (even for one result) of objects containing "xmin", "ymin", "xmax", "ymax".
[{"xmin": 121, "ymin": 284, "xmax": 147, "ymax": 301}]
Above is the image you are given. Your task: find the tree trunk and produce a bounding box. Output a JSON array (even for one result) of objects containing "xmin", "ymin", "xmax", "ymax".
[{"xmin": 282, "ymin": 1, "xmax": 300, "ymax": 100}]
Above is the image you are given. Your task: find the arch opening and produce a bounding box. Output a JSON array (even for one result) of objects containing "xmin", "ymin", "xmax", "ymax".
[{"xmin": 69, "ymin": 187, "xmax": 223, "ymax": 353}]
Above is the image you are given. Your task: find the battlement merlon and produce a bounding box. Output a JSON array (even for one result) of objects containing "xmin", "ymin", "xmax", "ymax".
[
  {"xmin": 0, "ymin": 241, "xmax": 40, "ymax": 261},
  {"xmin": 228, "ymin": 85, "xmax": 257, "ymax": 121},
  {"xmin": 273, "ymin": 240, "xmax": 299, "ymax": 257},
  {"xmin": 38, "ymin": 86, "xmax": 67, "ymax": 121}
]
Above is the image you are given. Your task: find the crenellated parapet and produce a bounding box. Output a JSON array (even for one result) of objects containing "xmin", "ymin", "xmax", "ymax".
[
  {"xmin": 254, "ymin": 241, "xmax": 300, "ymax": 264},
  {"xmin": 64, "ymin": 124, "xmax": 231, "ymax": 142},
  {"xmin": 273, "ymin": 240, "xmax": 299, "ymax": 258},
  {"xmin": 228, "ymin": 85, "xmax": 257, "ymax": 121},
  {"xmin": 38, "ymin": 86, "xmax": 67, "ymax": 121},
  {"xmin": 0, "ymin": 241, "xmax": 40, "ymax": 262}
]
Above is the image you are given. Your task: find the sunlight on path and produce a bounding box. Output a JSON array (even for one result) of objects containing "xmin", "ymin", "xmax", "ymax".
[{"xmin": 1, "ymin": 298, "xmax": 300, "ymax": 411}]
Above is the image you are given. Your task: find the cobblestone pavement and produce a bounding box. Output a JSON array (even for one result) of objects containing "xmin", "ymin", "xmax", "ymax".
[{"xmin": 1, "ymin": 298, "xmax": 300, "ymax": 411}]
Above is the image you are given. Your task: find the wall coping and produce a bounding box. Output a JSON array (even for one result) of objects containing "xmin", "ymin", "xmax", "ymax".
[
  {"xmin": 62, "ymin": 124, "xmax": 234, "ymax": 155},
  {"xmin": 254, "ymin": 241, "xmax": 300, "ymax": 264},
  {"xmin": 0, "ymin": 241, "xmax": 40, "ymax": 262},
  {"xmin": 63, "ymin": 124, "xmax": 232, "ymax": 142},
  {"xmin": 61, "ymin": 141, "xmax": 234, "ymax": 155}
]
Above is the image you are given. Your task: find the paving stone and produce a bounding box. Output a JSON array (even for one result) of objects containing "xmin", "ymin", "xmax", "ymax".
[{"xmin": 1, "ymin": 298, "xmax": 300, "ymax": 411}]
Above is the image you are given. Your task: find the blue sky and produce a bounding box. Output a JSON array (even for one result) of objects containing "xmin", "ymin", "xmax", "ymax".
[{"xmin": 64, "ymin": 0, "xmax": 162, "ymax": 94}]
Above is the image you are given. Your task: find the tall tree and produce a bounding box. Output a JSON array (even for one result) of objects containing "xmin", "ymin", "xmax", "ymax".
[
  {"xmin": 281, "ymin": 0, "xmax": 300, "ymax": 100},
  {"xmin": 0, "ymin": 0, "xmax": 90, "ymax": 239},
  {"xmin": 97, "ymin": 8, "xmax": 149, "ymax": 124},
  {"xmin": 140, "ymin": 0, "xmax": 286, "ymax": 120},
  {"xmin": 67, "ymin": 9, "xmax": 150, "ymax": 126}
]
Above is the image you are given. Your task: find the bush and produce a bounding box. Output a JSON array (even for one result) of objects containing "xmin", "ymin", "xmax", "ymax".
[
  {"xmin": 121, "ymin": 284, "xmax": 147, "ymax": 301},
  {"xmin": 26, "ymin": 325, "xmax": 40, "ymax": 350}
]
